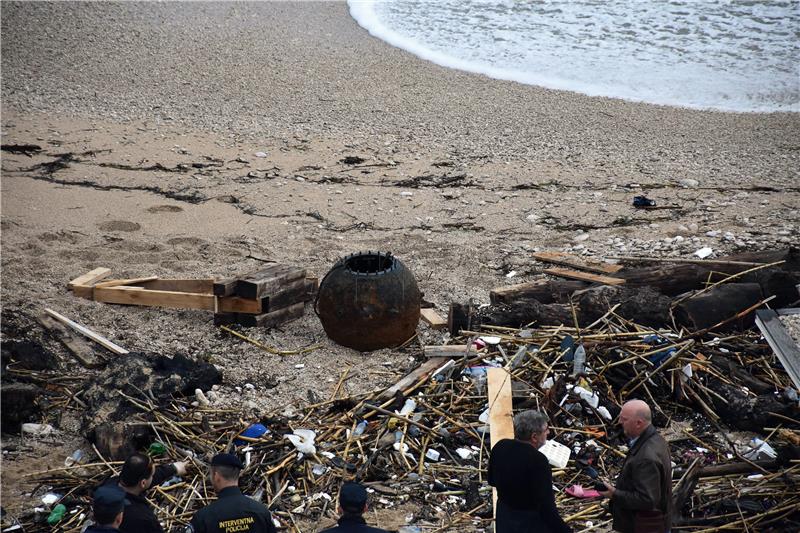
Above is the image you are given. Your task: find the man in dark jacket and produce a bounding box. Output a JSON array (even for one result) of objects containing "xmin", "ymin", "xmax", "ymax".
[
  {"xmin": 320, "ymin": 482, "xmax": 390, "ymax": 533},
  {"xmin": 186, "ymin": 453, "xmax": 276, "ymax": 533},
  {"xmin": 85, "ymin": 485, "xmax": 128, "ymax": 532},
  {"xmin": 488, "ymin": 410, "xmax": 572, "ymax": 533},
  {"xmin": 599, "ymin": 399, "xmax": 673, "ymax": 533},
  {"xmin": 105, "ymin": 453, "xmax": 187, "ymax": 533}
]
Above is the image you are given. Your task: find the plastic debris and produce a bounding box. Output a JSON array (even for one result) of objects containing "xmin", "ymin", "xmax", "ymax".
[
  {"xmin": 539, "ymin": 440, "xmax": 572, "ymax": 469},
  {"xmin": 46, "ymin": 504, "xmax": 66, "ymax": 526},
  {"xmin": 21, "ymin": 423, "xmax": 54, "ymax": 437},
  {"xmin": 694, "ymin": 247, "xmax": 713, "ymax": 259},
  {"xmin": 285, "ymin": 429, "xmax": 317, "ymax": 455},
  {"xmin": 633, "ymin": 195, "xmax": 657, "ymax": 208}
]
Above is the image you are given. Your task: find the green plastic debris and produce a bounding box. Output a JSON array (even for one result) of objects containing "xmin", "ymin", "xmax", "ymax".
[
  {"xmin": 148, "ymin": 442, "xmax": 166, "ymax": 456},
  {"xmin": 47, "ymin": 504, "xmax": 66, "ymax": 525}
]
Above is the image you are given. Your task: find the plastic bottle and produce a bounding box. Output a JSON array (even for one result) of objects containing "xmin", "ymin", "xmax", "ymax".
[
  {"xmin": 47, "ymin": 504, "xmax": 66, "ymax": 526},
  {"xmin": 572, "ymin": 345, "xmax": 586, "ymax": 376},
  {"xmin": 398, "ymin": 399, "xmax": 417, "ymax": 416},
  {"xmin": 353, "ymin": 420, "xmax": 367, "ymax": 436},
  {"xmin": 64, "ymin": 449, "xmax": 84, "ymax": 467}
]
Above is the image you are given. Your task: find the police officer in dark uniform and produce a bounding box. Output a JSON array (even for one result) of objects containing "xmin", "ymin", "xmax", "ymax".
[
  {"xmin": 319, "ymin": 482, "xmax": 390, "ymax": 533},
  {"xmin": 85, "ymin": 485, "xmax": 128, "ymax": 532},
  {"xmin": 186, "ymin": 453, "xmax": 276, "ymax": 533}
]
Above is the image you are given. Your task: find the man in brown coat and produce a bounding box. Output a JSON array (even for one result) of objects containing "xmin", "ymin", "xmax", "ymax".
[{"xmin": 599, "ymin": 400, "xmax": 672, "ymax": 533}]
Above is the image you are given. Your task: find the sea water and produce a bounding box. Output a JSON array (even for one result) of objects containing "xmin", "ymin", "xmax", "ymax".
[{"xmin": 349, "ymin": 0, "xmax": 799, "ymax": 113}]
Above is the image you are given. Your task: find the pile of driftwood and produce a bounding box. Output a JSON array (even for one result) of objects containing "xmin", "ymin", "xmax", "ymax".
[
  {"xmin": 11, "ymin": 248, "xmax": 800, "ymax": 532},
  {"xmin": 21, "ymin": 324, "xmax": 800, "ymax": 530}
]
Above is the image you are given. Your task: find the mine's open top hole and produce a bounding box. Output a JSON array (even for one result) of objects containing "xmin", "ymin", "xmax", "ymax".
[{"xmin": 345, "ymin": 253, "xmax": 395, "ymax": 275}]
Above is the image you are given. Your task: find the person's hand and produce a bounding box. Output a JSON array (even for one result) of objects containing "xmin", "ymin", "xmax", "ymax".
[
  {"xmin": 174, "ymin": 461, "xmax": 188, "ymax": 476},
  {"xmin": 597, "ymin": 480, "xmax": 615, "ymax": 499}
]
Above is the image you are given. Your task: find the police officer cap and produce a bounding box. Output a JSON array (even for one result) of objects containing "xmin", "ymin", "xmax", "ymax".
[
  {"xmin": 339, "ymin": 482, "xmax": 368, "ymax": 512},
  {"xmin": 93, "ymin": 485, "xmax": 129, "ymax": 514},
  {"xmin": 211, "ymin": 452, "xmax": 244, "ymax": 469}
]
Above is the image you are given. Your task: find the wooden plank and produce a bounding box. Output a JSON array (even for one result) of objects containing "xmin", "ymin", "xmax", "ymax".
[
  {"xmin": 755, "ymin": 309, "xmax": 800, "ymax": 390},
  {"xmin": 487, "ymin": 367, "xmax": 514, "ymax": 530},
  {"xmin": 213, "ymin": 277, "xmax": 239, "ymax": 296},
  {"xmin": 68, "ymin": 267, "xmax": 112, "ymax": 290},
  {"xmin": 43, "ymin": 308, "xmax": 129, "ymax": 355},
  {"xmin": 487, "ymin": 368, "xmax": 514, "ymax": 448},
  {"xmin": 214, "ymin": 265, "xmax": 282, "ymax": 296},
  {"xmin": 265, "ymin": 279, "xmax": 308, "ymax": 312},
  {"xmin": 236, "ymin": 265, "xmax": 306, "ymax": 299},
  {"xmin": 38, "ymin": 314, "xmax": 105, "ymax": 368},
  {"xmin": 420, "ymin": 308, "xmax": 448, "ymax": 330},
  {"xmin": 378, "ymin": 357, "xmax": 449, "ymax": 402},
  {"xmin": 72, "ymin": 285, "xmax": 96, "ymax": 299},
  {"xmin": 304, "ymin": 277, "xmax": 319, "ymax": 301},
  {"xmin": 140, "ymin": 279, "xmax": 214, "ymax": 293},
  {"xmin": 544, "ymin": 267, "xmax": 626, "ymax": 285},
  {"xmin": 213, "ymin": 313, "xmax": 238, "ymax": 326},
  {"xmin": 533, "ymin": 251, "xmax": 623, "ymax": 274},
  {"xmin": 423, "ymin": 345, "xmax": 472, "ymax": 358},
  {"xmin": 235, "ymin": 301, "xmax": 305, "ymax": 327},
  {"xmin": 95, "ymin": 276, "xmax": 159, "ymax": 288},
  {"xmin": 94, "ymin": 286, "xmax": 265, "ymax": 314},
  {"xmin": 218, "ymin": 296, "xmax": 265, "ymax": 314},
  {"xmin": 93, "ymin": 286, "xmax": 216, "ymax": 311}
]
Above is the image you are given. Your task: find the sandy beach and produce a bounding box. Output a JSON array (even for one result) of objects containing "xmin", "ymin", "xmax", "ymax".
[{"xmin": 1, "ymin": 1, "xmax": 799, "ymax": 530}]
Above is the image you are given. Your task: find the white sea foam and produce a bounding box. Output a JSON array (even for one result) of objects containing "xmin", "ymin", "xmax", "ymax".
[{"xmin": 348, "ymin": 0, "xmax": 799, "ymax": 113}]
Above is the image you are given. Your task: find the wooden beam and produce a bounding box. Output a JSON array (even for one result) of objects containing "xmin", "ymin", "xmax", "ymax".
[
  {"xmin": 534, "ymin": 251, "xmax": 623, "ymax": 274},
  {"xmin": 487, "ymin": 368, "xmax": 514, "ymax": 448},
  {"xmin": 43, "ymin": 308, "xmax": 128, "ymax": 355},
  {"xmin": 93, "ymin": 286, "xmax": 266, "ymax": 314},
  {"xmin": 378, "ymin": 357, "xmax": 449, "ymax": 402},
  {"xmin": 544, "ymin": 267, "xmax": 626, "ymax": 285},
  {"xmin": 304, "ymin": 277, "xmax": 319, "ymax": 301},
  {"xmin": 68, "ymin": 267, "xmax": 112, "ymax": 290},
  {"xmin": 95, "ymin": 276, "xmax": 159, "ymax": 288},
  {"xmin": 487, "ymin": 367, "xmax": 514, "ymax": 530},
  {"xmin": 213, "ymin": 277, "xmax": 239, "ymax": 296},
  {"xmin": 38, "ymin": 314, "xmax": 105, "ymax": 368},
  {"xmin": 236, "ymin": 265, "xmax": 306, "ymax": 299},
  {"xmin": 69, "ymin": 267, "xmax": 113, "ymax": 299},
  {"xmin": 140, "ymin": 279, "xmax": 214, "ymax": 293},
  {"xmin": 423, "ymin": 345, "xmax": 472, "ymax": 358},
  {"xmin": 94, "ymin": 286, "xmax": 216, "ymax": 311},
  {"xmin": 235, "ymin": 302, "xmax": 305, "ymax": 327},
  {"xmin": 420, "ymin": 308, "xmax": 448, "ymax": 330},
  {"xmin": 213, "ymin": 313, "xmax": 238, "ymax": 326},
  {"xmin": 218, "ymin": 296, "xmax": 265, "ymax": 314},
  {"xmin": 264, "ymin": 279, "xmax": 308, "ymax": 312}
]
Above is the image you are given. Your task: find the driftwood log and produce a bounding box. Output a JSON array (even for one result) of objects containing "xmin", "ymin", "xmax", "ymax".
[
  {"xmin": 455, "ymin": 248, "xmax": 800, "ymax": 335},
  {"xmin": 618, "ymin": 248, "xmax": 800, "ymax": 299},
  {"xmin": 673, "ymin": 283, "xmax": 764, "ymax": 330}
]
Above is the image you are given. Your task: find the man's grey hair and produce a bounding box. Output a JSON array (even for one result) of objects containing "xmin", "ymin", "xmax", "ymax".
[{"xmin": 514, "ymin": 410, "xmax": 549, "ymax": 441}]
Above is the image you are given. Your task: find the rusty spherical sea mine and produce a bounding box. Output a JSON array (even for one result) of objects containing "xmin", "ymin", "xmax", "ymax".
[{"xmin": 315, "ymin": 251, "xmax": 421, "ymax": 351}]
